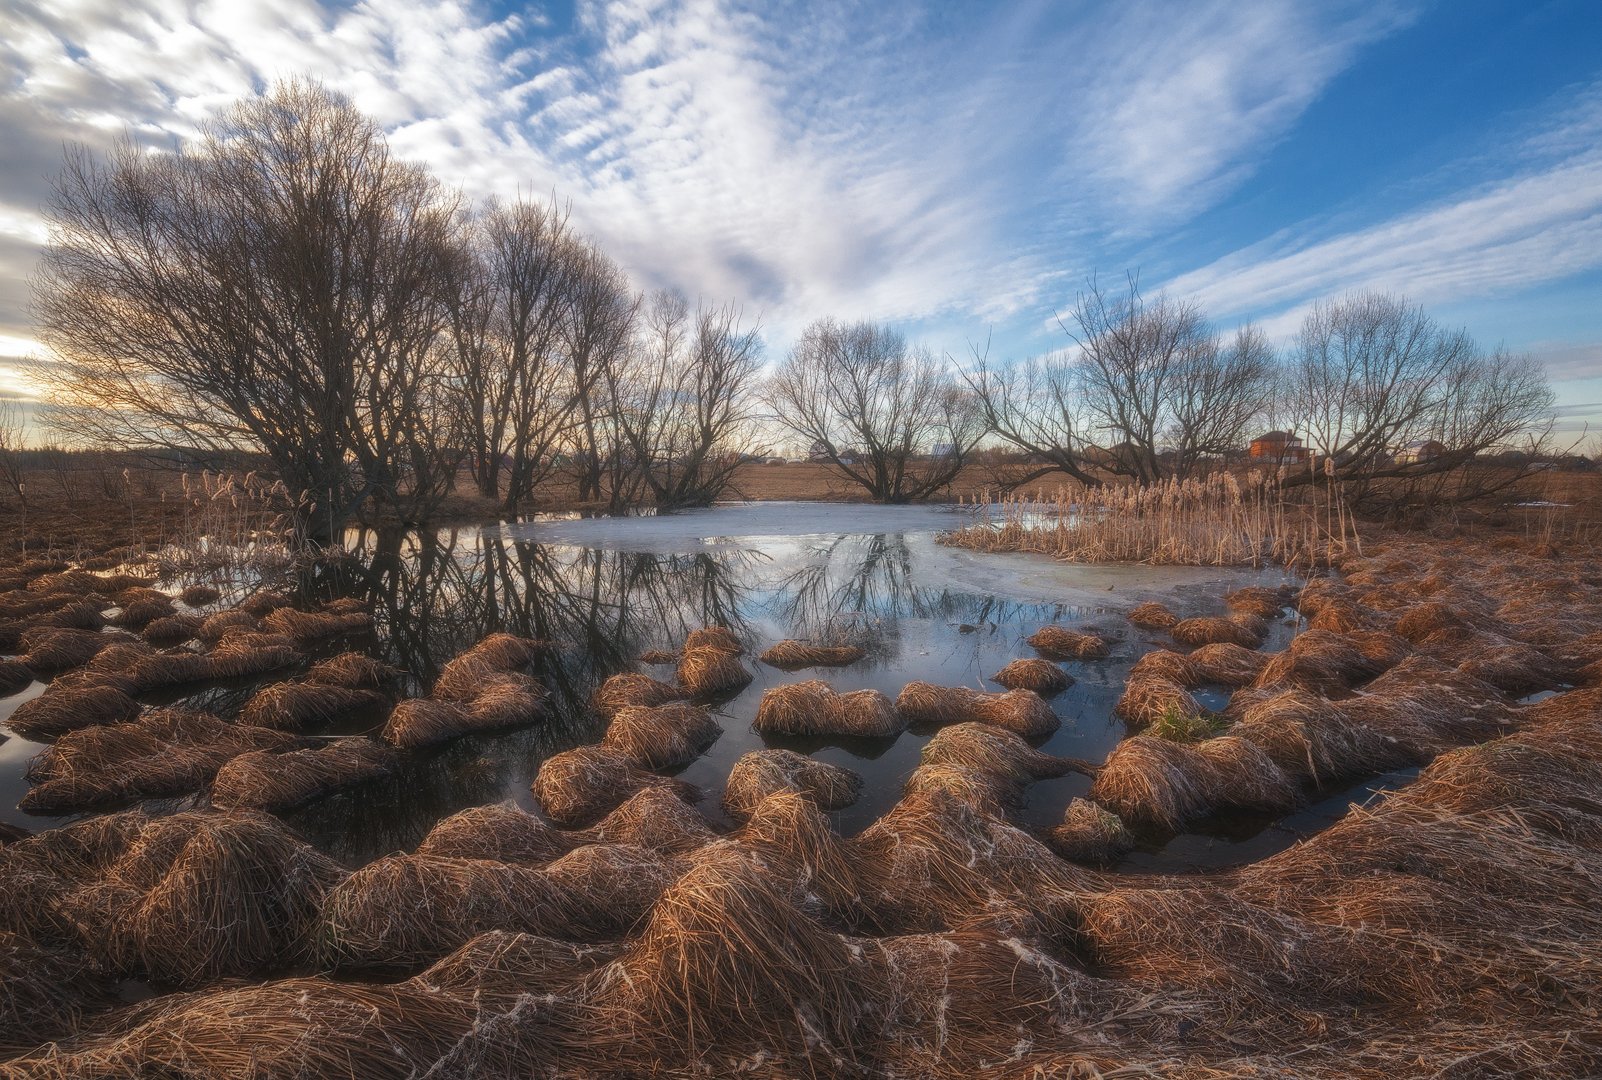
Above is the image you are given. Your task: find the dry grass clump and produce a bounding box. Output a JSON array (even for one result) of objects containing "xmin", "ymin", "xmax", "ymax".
[
  {"xmin": 1524, "ymin": 685, "xmax": 1602, "ymax": 727},
  {"xmin": 263, "ymin": 605, "xmax": 371, "ymax": 641},
  {"xmin": 1128, "ymin": 648, "xmax": 1203, "ymax": 686},
  {"xmin": 722, "ymin": 749, "xmax": 863, "ymax": 821},
  {"xmin": 734, "ymin": 790, "xmax": 863, "ymax": 924},
  {"xmin": 541, "ymin": 843, "xmax": 680, "ymax": 938},
  {"xmin": 238, "ymin": 588, "xmax": 295, "ymax": 616},
  {"xmin": 196, "ymin": 609, "xmax": 259, "ymax": 642},
  {"xmin": 989, "ymin": 657, "xmax": 1072, "ymax": 693},
  {"xmin": 1087, "ymin": 734, "xmax": 1297, "ymax": 831},
  {"xmin": 418, "ymin": 802, "xmax": 575, "ymax": 865},
  {"xmin": 1230, "ymin": 689, "xmax": 1416, "ymax": 784},
  {"xmin": 752, "ymin": 680, "xmax": 905, "ymax": 738},
  {"xmin": 304, "ymin": 650, "xmax": 401, "ymax": 690},
  {"xmin": 211, "ymin": 739, "xmax": 401, "ymax": 812},
  {"xmin": 1170, "ymin": 614, "xmax": 1265, "ymax": 648},
  {"xmin": 0, "ymin": 930, "xmax": 105, "ymax": 1053},
  {"xmin": 1, "ymin": 976, "xmax": 542, "ymax": 1078},
  {"xmin": 1188, "ymin": 642, "xmax": 1270, "ymax": 686},
  {"xmin": 920, "ymin": 722, "xmax": 1083, "ymax": 782},
  {"xmin": 1307, "ymin": 597, "xmax": 1390, "ymax": 633},
  {"xmin": 1048, "ymin": 798, "xmax": 1136, "ymax": 863},
  {"xmin": 592, "ymin": 672, "xmax": 688, "ymax": 718},
  {"xmin": 1457, "ymin": 642, "xmax": 1570, "ymax": 694},
  {"xmin": 1025, "ymin": 625, "xmax": 1110, "ymax": 659},
  {"xmin": 759, "ymin": 639, "xmax": 867, "ymax": 669},
  {"xmin": 534, "ymin": 745, "xmax": 699, "ymax": 827},
  {"xmin": 22, "ymin": 709, "xmax": 298, "ymax": 813},
  {"xmin": 1113, "ymin": 674, "xmax": 1204, "ymax": 729},
  {"xmin": 1126, "ymin": 601, "xmax": 1178, "ymax": 629},
  {"xmin": 109, "ymin": 590, "xmax": 176, "ymax": 629},
  {"xmin": 462, "ymin": 672, "xmax": 547, "ymax": 729},
  {"xmin": 585, "ymin": 785, "xmax": 718, "ymax": 855},
  {"xmin": 607, "ymin": 843, "xmax": 872, "ymax": 1064},
  {"xmin": 1224, "ymin": 585, "xmax": 1289, "ymax": 619},
  {"xmin": 5, "ymin": 684, "xmax": 141, "ymax": 739},
  {"xmin": 602, "ymin": 702, "xmax": 722, "ymax": 769},
  {"xmin": 676, "ymin": 644, "xmax": 753, "ymax": 697},
  {"xmin": 684, "ymin": 626, "xmax": 744, "ymax": 654},
  {"xmin": 139, "ymin": 612, "xmax": 204, "ymax": 643},
  {"xmin": 1253, "ymin": 628, "xmax": 1407, "ymax": 695},
  {"xmin": 895, "ymin": 681, "xmax": 1060, "ymax": 736},
  {"xmin": 0, "ymin": 811, "xmax": 147, "ymax": 944},
  {"xmin": 899, "ymin": 762, "xmax": 1013, "ymax": 818},
  {"xmin": 239, "ymin": 681, "xmax": 388, "ymax": 731},
  {"xmin": 432, "ymin": 633, "xmax": 547, "ymax": 701},
  {"xmin": 410, "ymin": 929, "xmax": 621, "ymax": 999},
  {"xmin": 380, "ymin": 698, "xmax": 468, "ymax": 750},
  {"xmin": 0, "ymin": 658, "xmax": 31, "ymax": 696},
  {"xmin": 178, "ymin": 583, "xmax": 221, "ymax": 606},
  {"xmin": 19, "ymin": 627, "xmax": 122, "ymax": 674},
  {"xmin": 206, "ymin": 630, "xmax": 302, "ymax": 681},
  {"xmin": 76, "ymin": 810, "xmax": 345, "ymax": 986}
]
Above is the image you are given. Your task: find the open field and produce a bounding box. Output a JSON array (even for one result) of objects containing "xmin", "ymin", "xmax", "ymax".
[{"xmin": 1, "ymin": 493, "xmax": 1601, "ymax": 1075}]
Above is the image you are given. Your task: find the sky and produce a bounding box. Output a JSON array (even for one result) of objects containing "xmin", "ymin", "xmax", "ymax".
[{"xmin": 1, "ymin": 0, "xmax": 1599, "ymax": 441}]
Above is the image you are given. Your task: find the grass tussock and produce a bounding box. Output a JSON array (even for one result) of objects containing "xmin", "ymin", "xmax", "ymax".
[
  {"xmin": 1253, "ymin": 628, "xmax": 1409, "ymax": 695},
  {"xmin": 418, "ymin": 802, "xmax": 575, "ymax": 865},
  {"xmin": 239, "ymin": 681, "xmax": 389, "ymax": 731},
  {"xmin": 0, "ymin": 930, "xmax": 105, "ymax": 1053},
  {"xmin": 177, "ymin": 583, "xmax": 221, "ymax": 606},
  {"xmin": 758, "ymin": 639, "xmax": 867, "ymax": 669},
  {"xmin": 1047, "ymin": 798, "xmax": 1136, "ymax": 863},
  {"xmin": 988, "ymin": 657, "xmax": 1072, "ymax": 694},
  {"xmin": 637, "ymin": 648, "xmax": 679, "ymax": 665},
  {"xmin": 676, "ymin": 645, "xmax": 753, "ymax": 698},
  {"xmin": 0, "ymin": 658, "xmax": 32, "ymax": 696},
  {"xmin": 1087, "ymin": 733, "xmax": 1298, "ymax": 831},
  {"xmin": 1230, "ymin": 688, "xmax": 1417, "ymax": 784},
  {"xmin": 1170, "ymin": 614, "xmax": 1266, "ymax": 648},
  {"xmin": 138, "ymin": 612, "xmax": 204, "ymax": 644},
  {"xmin": 409, "ymin": 929, "xmax": 621, "ymax": 1000},
  {"xmin": 534, "ymin": 745, "xmax": 699, "ymax": 827},
  {"xmin": 1225, "ymin": 585, "xmax": 1290, "ymax": 619},
  {"xmin": 1025, "ymin": 625, "xmax": 1109, "ymax": 659},
  {"xmin": 602, "ymin": 703, "xmax": 722, "ymax": 769},
  {"xmin": 22, "ymin": 709, "xmax": 298, "ymax": 813},
  {"xmin": 895, "ymin": 681, "xmax": 1060, "ymax": 736},
  {"xmin": 304, "ymin": 651, "xmax": 401, "ymax": 690},
  {"xmin": 585, "ymin": 785, "xmax": 718, "ymax": 855},
  {"xmin": 19, "ymin": 627, "xmax": 123, "ymax": 674},
  {"xmin": 722, "ymin": 749, "xmax": 862, "ymax": 821},
  {"xmin": 1113, "ymin": 673, "xmax": 1204, "ymax": 729},
  {"xmin": 432, "ymin": 633, "xmax": 546, "ymax": 701},
  {"xmin": 1126, "ymin": 601, "xmax": 1178, "ymax": 629},
  {"xmin": 380, "ymin": 699, "xmax": 468, "ymax": 750},
  {"xmin": 1187, "ymin": 642, "xmax": 1270, "ymax": 686},
  {"xmin": 592, "ymin": 672, "xmax": 688, "ymax": 718},
  {"xmin": 6, "ymin": 684, "xmax": 140, "ymax": 739},
  {"xmin": 210, "ymin": 739, "xmax": 400, "ymax": 813},
  {"xmin": 1128, "ymin": 647, "xmax": 1203, "ymax": 686},
  {"xmin": 684, "ymin": 626, "xmax": 743, "ymax": 654},
  {"xmin": 196, "ymin": 609, "xmax": 259, "ymax": 642},
  {"xmin": 752, "ymin": 680, "xmax": 905, "ymax": 738}
]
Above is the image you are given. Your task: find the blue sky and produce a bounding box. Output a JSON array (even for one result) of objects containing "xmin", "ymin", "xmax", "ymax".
[{"xmin": 1, "ymin": 0, "xmax": 1599, "ymax": 437}]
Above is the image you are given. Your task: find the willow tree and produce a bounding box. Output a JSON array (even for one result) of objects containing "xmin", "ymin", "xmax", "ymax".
[{"xmin": 34, "ymin": 80, "xmax": 462, "ymax": 541}]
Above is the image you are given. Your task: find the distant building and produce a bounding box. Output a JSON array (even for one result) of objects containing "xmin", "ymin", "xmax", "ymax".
[
  {"xmin": 1395, "ymin": 439, "xmax": 1446, "ymax": 465},
  {"xmin": 1248, "ymin": 431, "xmax": 1309, "ymax": 463}
]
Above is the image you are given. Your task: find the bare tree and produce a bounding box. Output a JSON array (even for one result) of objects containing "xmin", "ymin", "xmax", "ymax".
[
  {"xmin": 966, "ymin": 348, "xmax": 1104, "ymax": 487},
  {"xmin": 766, "ymin": 318, "xmax": 984, "ymax": 502},
  {"xmin": 1284, "ymin": 292, "xmax": 1556, "ymax": 511},
  {"xmin": 0, "ymin": 398, "xmax": 27, "ymax": 507},
  {"xmin": 561, "ymin": 243, "xmax": 638, "ymax": 506},
  {"xmin": 608, "ymin": 290, "xmax": 765, "ymax": 509},
  {"xmin": 33, "ymin": 79, "xmax": 462, "ymax": 542},
  {"xmin": 1164, "ymin": 323, "xmax": 1276, "ymax": 478}
]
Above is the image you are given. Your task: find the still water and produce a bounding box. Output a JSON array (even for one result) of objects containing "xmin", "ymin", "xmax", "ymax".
[{"xmin": 0, "ymin": 501, "xmax": 1391, "ymax": 872}]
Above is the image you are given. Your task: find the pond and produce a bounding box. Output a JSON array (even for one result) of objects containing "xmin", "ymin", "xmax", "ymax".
[{"xmin": 0, "ymin": 500, "xmax": 1390, "ymax": 872}]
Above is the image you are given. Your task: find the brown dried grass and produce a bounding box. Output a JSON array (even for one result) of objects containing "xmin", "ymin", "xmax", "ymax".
[
  {"xmin": 6, "ymin": 684, "xmax": 140, "ymax": 739},
  {"xmin": 410, "ymin": 929, "xmax": 621, "ymax": 1000},
  {"xmin": 584, "ymin": 785, "xmax": 718, "ymax": 855},
  {"xmin": 263, "ymin": 606, "xmax": 370, "ymax": 641},
  {"xmin": 1113, "ymin": 673, "xmax": 1204, "ymax": 729},
  {"xmin": 752, "ymin": 679, "xmax": 905, "ymax": 738},
  {"xmin": 380, "ymin": 698, "xmax": 471, "ymax": 751},
  {"xmin": 534, "ymin": 744, "xmax": 699, "ymax": 827},
  {"xmin": 1025, "ymin": 625, "xmax": 1110, "ymax": 659},
  {"xmin": 1126, "ymin": 601, "xmax": 1178, "ymax": 629},
  {"xmin": 1087, "ymin": 734, "xmax": 1298, "ymax": 831},
  {"xmin": 602, "ymin": 702, "xmax": 722, "ymax": 769},
  {"xmin": 196, "ymin": 609, "xmax": 259, "ymax": 642},
  {"xmin": 19, "ymin": 627, "xmax": 122, "ymax": 674},
  {"xmin": 676, "ymin": 644, "xmax": 753, "ymax": 697},
  {"xmin": 989, "ymin": 657, "xmax": 1072, "ymax": 693},
  {"xmin": 0, "ymin": 658, "xmax": 32, "ymax": 696},
  {"xmin": 1188, "ymin": 642, "xmax": 1270, "ymax": 687},
  {"xmin": 1047, "ymin": 798, "xmax": 1136, "ymax": 863},
  {"xmin": 758, "ymin": 640, "xmax": 867, "ymax": 669},
  {"xmin": 0, "ymin": 930, "xmax": 105, "ymax": 1053},
  {"xmin": 418, "ymin": 802, "xmax": 576, "ymax": 865},
  {"xmin": 239, "ymin": 681, "xmax": 389, "ymax": 731},
  {"xmin": 722, "ymin": 749, "xmax": 862, "ymax": 821},
  {"xmin": 210, "ymin": 738, "xmax": 401, "ymax": 812},
  {"xmin": 592, "ymin": 672, "xmax": 688, "ymax": 718},
  {"xmin": 1171, "ymin": 614, "xmax": 1265, "ymax": 648},
  {"xmin": 178, "ymin": 583, "xmax": 221, "ymax": 606},
  {"xmin": 684, "ymin": 626, "xmax": 744, "ymax": 654},
  {"xmin": 304, "ymin": 651, "xmax": 401, "ymax": 690},
  {"xmin": 1129, "ymin": 647, "xmax": 1203, "ymax": 686},
  {"xmin": 1224, "ymin": 585, "xmax": 1289, "ymax": 619},
  {"xmin": 139, "ymin": 612, "xmax": 204, "ymax": 644},
  {"xmin": 1231, "ymin": 689, "xmax": 1417, "ymax": 784},
  {"xmin": 894, "ymin": 681, "xmax": 1060, "ymax": 736}
]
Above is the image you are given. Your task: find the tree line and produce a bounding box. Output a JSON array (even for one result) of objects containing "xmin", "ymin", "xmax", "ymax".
[{"xmin": 33, "ymin": 81, "xmax": 1558, "ymax": 539}]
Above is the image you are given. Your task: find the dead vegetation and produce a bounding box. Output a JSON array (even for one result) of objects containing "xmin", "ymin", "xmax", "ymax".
[
  {"xmin": 238, "ymin": 681, "xmax": 388, "ymax": 730},
  {"xmin": 988, "ymin": 657, "xmax": 1072, "ymax": 693},
  {"xmin": 601, "ymin": 703, "xmax": 722, "ymax": 769},
  {"xmin": 210, "ymin": 739, "xmax": 400, "ymax": 812},
  {"xmin": 534, "ymin": 745, "xmax": 699, "ymax": 827},
  {"xmin": 752, "ymin": 680, "xmax": 904, "ymax": 738},
  {"xmin": 722, "ymin": 749, "xmax": 862, "ymax": 821},
  {"xmin": 758, "ymin": 639, "xmax": 867, "ymax": 669},
  {"xmin": 895, "ymin": 680, "xmax": 1060, "ymax": 736},
  {"xmin": 1025, "ymin": 624, "xmax": 1109, "ymax": 659}
]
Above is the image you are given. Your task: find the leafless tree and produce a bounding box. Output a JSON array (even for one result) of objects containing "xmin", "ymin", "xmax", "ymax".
[
  {"xmin": 765, "ymin": 318, "xmax": 985, "ymax": 502},
  {"xmin": 33, "ymin": 79, "xmax": 462, "ymax": 542},
  {"xmin": 1164, "ymin": 323, "xmax": 1276, "ymax": 478},
  {"xmin": 608, "ymin": 290, "xmax": 765, "ymax": 509},
  {"xmin": 0, "ymin": 398, "xmax": 27, "ymax": 507},
  {"xmin": 561, "ymin": 243, "xmax": 639, "ymax": 505},
  {"xmin": 1284, "ymin": 292, "xmax": 1556, "ymax": 511},
  {"xmin": 965, "ymin": 348, "xmax": 1103, "ymax": 487}
]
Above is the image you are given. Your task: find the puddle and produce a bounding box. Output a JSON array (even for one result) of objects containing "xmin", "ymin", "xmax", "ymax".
[{"xmin": 1, "ymin": 502, "xmax": 1328, "ymax": 871}]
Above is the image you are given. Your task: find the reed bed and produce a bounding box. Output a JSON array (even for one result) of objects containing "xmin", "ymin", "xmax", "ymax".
[
  {"xmin": 1048, "ymin": 797, "xmax": 1136, "ymax": 863},
  {"xmin": 894, "ymin": 681, "xmax": 1060, "ymax": 736},
  {"xmin": 21, "ymin": 709, "xmax": 298, "ymax": 813},
  {"xmin": 592, "ymin": 672, "xmax": 688, "ymax": 718},
  {"xmin": 601, "ymin": 703, "xmax": 722, "ymax": 769},
  {"xmin": 210, "ymin": 739, "xmax": 401, "ymax": 812},
  {"xmin": 6, "ymin": 684, "xmax": 140, "ymax": 739},
  {"xmin": 238, "ymin": 681, "xmax": 388, "ymax": 731},
  {"xmin": 945, "ymin": 473, "xmax": 1323, "ymax": 567},
  {"xmin": 758, "ymin": 639, "xmax": 867, "ymax": 669},
  {"xmin": 988, "ymin": 656, "xmax": 1072, "ymax": 693},
  {"xmin": 752, "ymin": 680, "xmax": 905, "ymax": 738},
  {"xmin": 1025, "ymin": 625, "xmax": 1109, "ymax": 659},
  {"xmin": 722, "ymin": 749, "xmax": 862, "ymax": 821},
  {"xmin": 534, "ymin": 745, "xmax": 699, "ymax": 827}
]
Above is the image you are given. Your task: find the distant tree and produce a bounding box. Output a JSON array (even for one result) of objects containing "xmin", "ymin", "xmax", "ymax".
[
  {"xmin": 765, "ymin": 318, "xmax": 984, "ymax": 502},
  {"xmin": 608, "ymin": 290, "xmax": 765, "ymax": 509},
  {"xmin": 34, "ymin": 79, "xmax": 462, "ymax": 541}
]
